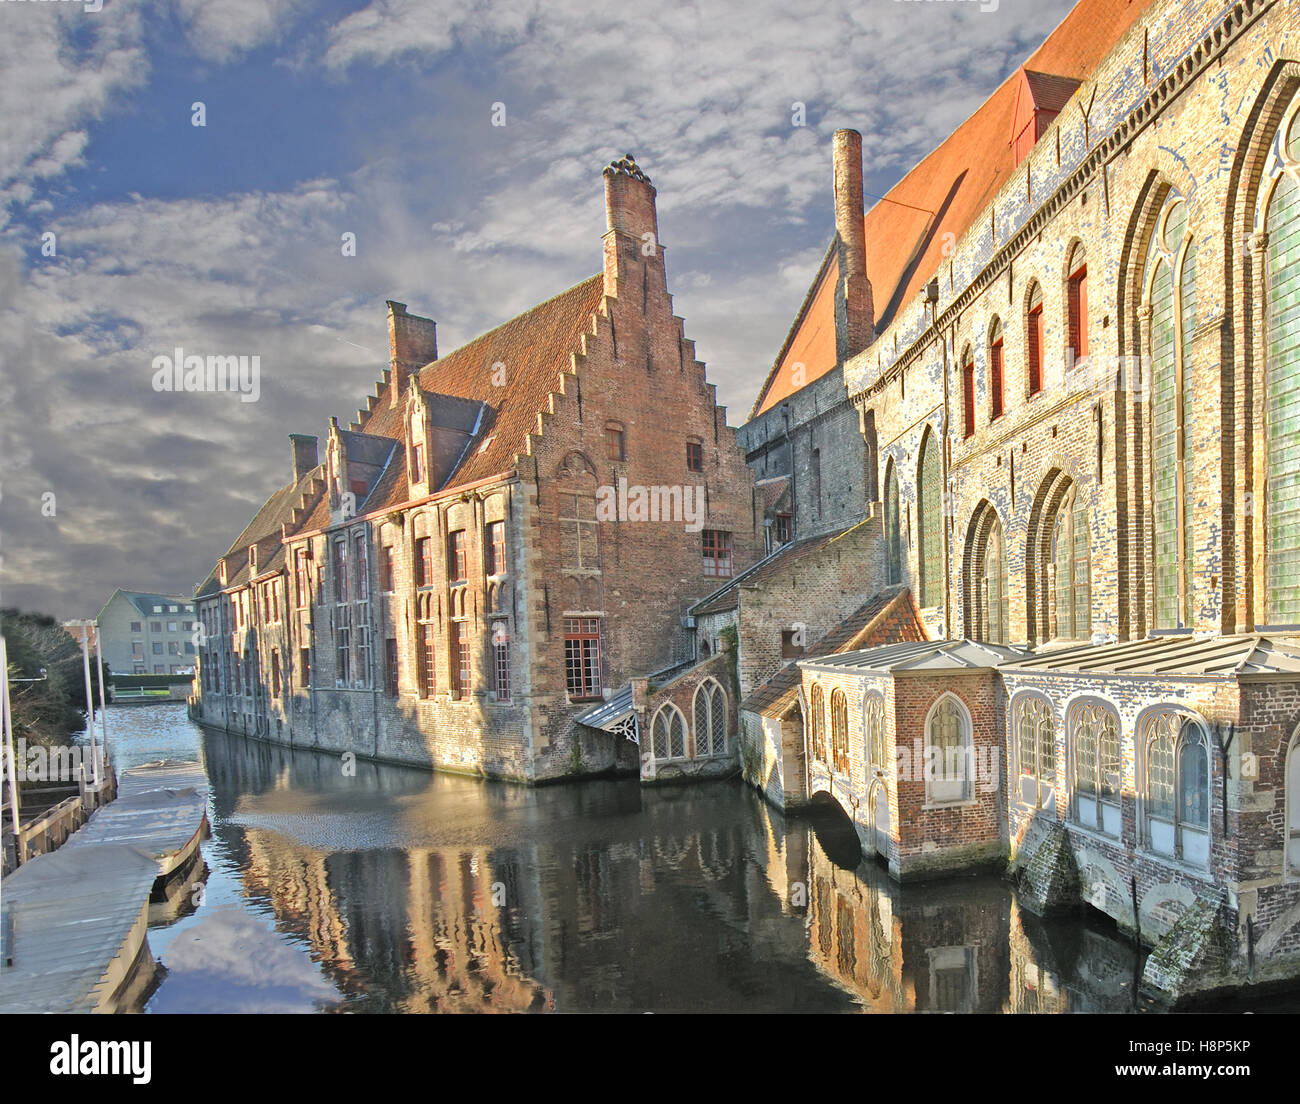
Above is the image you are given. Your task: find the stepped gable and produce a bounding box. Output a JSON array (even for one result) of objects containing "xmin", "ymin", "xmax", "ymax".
[
  {"xmin": 359, "ymin": 274, "xmax": 607, "ymax": 511},
  {"xmin": 196, "ymin": 463, "xmax": 325, "ymax": 597},
  {"xmin": 750, "ymin": 0, "xmax": 1157, "ymax": 417},
  {"xmin": 741, "ymin": 588, "xmax": 925, "ymax": 718}
]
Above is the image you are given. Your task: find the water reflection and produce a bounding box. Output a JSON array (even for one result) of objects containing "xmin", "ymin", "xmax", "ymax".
[{"xmin": 103, "ymin": 706, "xmax": 1148, "ymax": 1013}]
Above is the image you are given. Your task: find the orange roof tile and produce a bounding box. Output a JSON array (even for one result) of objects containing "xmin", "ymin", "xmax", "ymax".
[
  {"xmin": 359, "ymin": 274, "xmax": 607, "ymax": 510},
  {"xmin": 750, "ymin": 0, "xmax": 1155, "ymax": 417}
]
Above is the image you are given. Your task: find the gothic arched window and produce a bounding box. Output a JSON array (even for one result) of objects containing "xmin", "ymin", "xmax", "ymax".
[
  {"xmin": 885, "ymin": 460, "xmax": 902, "ymax": 586},
  {"xmin": 1147, "ymin": 191, "xmax": 1198, "ymax": 629},
  {"xmin": 917, "ymin": 430, "xmax": 942, "ymax": 607}
]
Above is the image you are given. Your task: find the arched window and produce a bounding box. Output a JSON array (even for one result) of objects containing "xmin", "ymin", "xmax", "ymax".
[
  {"xmin": 1070, "ymin": 700, "xmax": 1121, "ymax": 835},
  {"xmin": 1146, "ymin": 192, "xmax": 1198, "ymax": 629},
  {"xmin": 693, "ymin": 678, "xmax": 727, "ymax": 757},
  {"xmin": 1066, "ymin": 241, "xmax": 1088, "ymax": 366},
  {"xmin": 884, "ymin": 460, "xmax": 902, "ymax": 586},
  {"xmin": 830, "ymin": 688, "xmax": 849, "ymax": 774},
  {"xmin": 809, "ymin": 682, "xmax": 826, "ymax": 764},
  {"xmin": 989, "ymin": 317, "xmax": 1005, "ymax": 421},
  {"xmin": 865, "ymin": 693, "xmax": 886, "ymax": 773},
  {"xmin": 1141, "ymin": 710, "xmax": 1210, "ymax": 866},
  {"xmin": 1026, "ymin": 282, "xmax": 1044, "ymax": 396},
  {"xmin": 1051, "ymin": 484, "xmax": 1091, "ymax": 641},
  {"xmin": 917, "ymin": 429, "xmax": 943, "ymax": 607},
  {"xmin": 1266, "ymin": 142, "xmax": 1300, "ymax": 624},
  {"xmin": 1287, "ymin": 730, "xmax": 1300, "ymax": 877},
  {"xmin": 961, "ymin": 345, "xmax": 976, "ymax": 438},
  {"xmin": 926, "ymin": 694, "xmax": 972, "ymax": 804},
  {"xmin": 1014, "ymin": 695, "xmax": 1055, "ymax": 809},
  {"xmin": 966, "ymin": 504, "xmax": 1009, "ymax": 645},
  {"xmin": 651, "ymin": 704, "xmax": 687, "ymax": 760}
]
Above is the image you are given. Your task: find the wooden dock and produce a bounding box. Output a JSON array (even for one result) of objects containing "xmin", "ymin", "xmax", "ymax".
[{"xmin": 0, "ymin": 760, "xmax": 209, "ymax": 1014}]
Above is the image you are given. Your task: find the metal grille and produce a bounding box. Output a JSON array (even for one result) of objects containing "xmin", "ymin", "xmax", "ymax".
[
  {"xmin": 1016, "ymin": 696, "xmax": 1053, "ymax": 787},
  {"xmin": 710, "ymin": 685, "xmax": 726, "ymax": 755}
]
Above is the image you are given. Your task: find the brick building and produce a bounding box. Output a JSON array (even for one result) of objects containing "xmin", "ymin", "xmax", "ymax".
[
  {"xmin": 191, "ymin": 155, "xmax": 762, "ymax": 783},
  {"xmin": 729, "ymin": 0, "xmax": 1300, "ymax": 1002}
]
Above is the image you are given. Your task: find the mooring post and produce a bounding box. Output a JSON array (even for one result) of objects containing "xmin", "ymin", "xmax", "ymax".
[{"xmin": 1131, "ymin": 875, "xmax": 1141, "ymax": 947}]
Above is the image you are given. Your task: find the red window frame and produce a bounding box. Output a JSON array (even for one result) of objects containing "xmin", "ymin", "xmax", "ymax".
[
  {"xmin": 1068, "ymin": 265, "xmax": 1089, "ymax": 363},
  {"xmin": 448, "ymin": 530, "xmax": 468, "ymax": 584},
  {"xmin": 379, "ymin": 545, "xmax": 394, "ymax": 592},
  {"xmin": 962, "ymin": 355, "xmax": 976, "ymax": 438},
  {"xmin": 686, "ymin": 440, "xmax": 704, "ymax": 472},
  {"xmin": 606, "ymin": 427, "xmax": 625, "ymax": 461},
  {"xmin": 486, "ymin": 521, "xmax": 506, "ymax": 576},
  {"xmin": 564, "ymin": 618, "xmax": 602, "ymax": 700},
  {"xmin": 415, "ymin": 537, "xmax": 433, "ymax": 588},
  {"xmin": 1027, "ymin": 303, "xmax": 1044, "ymax": 395},
  {"xmin": 703, "ymin": 530, "xmax": 732, "ymax": 577}
]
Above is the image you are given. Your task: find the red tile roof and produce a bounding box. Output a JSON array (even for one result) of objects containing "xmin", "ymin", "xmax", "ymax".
[
  {"xmin": 750, "ymin": 0, "xmax": 1155, "ymax": 417},
  {"xmin": 197, "ymin": 275, "xmax": 609, "ymax": 593},
  {"xmin": 359, "ymin": 274, "xmax": 607, "ymax": 511}
]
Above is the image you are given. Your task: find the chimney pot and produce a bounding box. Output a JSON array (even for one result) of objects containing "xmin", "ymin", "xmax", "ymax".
[
  {"xmin": 290, "ymin": 434, "xmax": 319, "ymax": 482},
  {"xmin": 387, "ymin": 300, "xmax": 438, "ymax": 407}
]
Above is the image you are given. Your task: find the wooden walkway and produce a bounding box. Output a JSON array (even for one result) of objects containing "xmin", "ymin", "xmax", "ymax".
[{"xmin": 0, "ymin": 760, "xmax": 209, "ymax": 1014}]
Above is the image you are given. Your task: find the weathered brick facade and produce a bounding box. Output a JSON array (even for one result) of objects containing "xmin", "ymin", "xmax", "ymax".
[
  {"xmin": 740, "ymin": 0, "xmax": 1300, "ymax": 1002},
  {"xmin": 191, "ymin": 155, "xmax": 762, "ymax": 784}
]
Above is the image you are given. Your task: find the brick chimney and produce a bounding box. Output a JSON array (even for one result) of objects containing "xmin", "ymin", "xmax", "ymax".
[
  {"xmin": 387, "ymin": 300, "xmax": 438, "ymax": 408},
  {"xmin": 833, "ymin": 129, "xmax": 874, "ymax": 361},
  {"xmin": 290, "ymin": 433, "xmax": 318, "ymax": 482},
  {"xmin": 602, "ymin": 154, "xmax": 660, "ymax": 299}
]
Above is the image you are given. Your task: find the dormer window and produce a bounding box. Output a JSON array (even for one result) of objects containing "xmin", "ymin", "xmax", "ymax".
[{"xmin": 1010, "ymin": 68, "xmax": 1080, "ymax": 168}]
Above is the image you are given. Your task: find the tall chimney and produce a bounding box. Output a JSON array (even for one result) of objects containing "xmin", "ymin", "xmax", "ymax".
[
  {"xmin": 833, "ymin": 129, "xmax": 874, "ymax": 361},
  {"xmin": 387, "ymin": 300, "xmax": 438, "ymax": 408},
  {"xmin": 290, "ymin": 433, "xmax": 318, "ymax": 481},
  {"xmin": 602, "ymin": 154, "xmax": 660, "ymax": 299}
]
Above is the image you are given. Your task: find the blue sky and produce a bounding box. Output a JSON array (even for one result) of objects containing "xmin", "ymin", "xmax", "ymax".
[{"xmin": 0, "ymin": 0, "xmax": 1077, "ymax": 621}]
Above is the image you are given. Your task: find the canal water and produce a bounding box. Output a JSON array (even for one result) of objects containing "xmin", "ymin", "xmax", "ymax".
[{"xmin": 98, "ymin": 703, "xmax": 1154, "ymax": 1013}]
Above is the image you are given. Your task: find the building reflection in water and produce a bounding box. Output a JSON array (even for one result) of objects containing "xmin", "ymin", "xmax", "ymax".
[
  {"xmin": 192, "ymin": 725, "xmax": 1140, "ymax": 1013},
  {"xmin": 803, "ymin": 814, "xmax": 1141, "ymax": 1013}
]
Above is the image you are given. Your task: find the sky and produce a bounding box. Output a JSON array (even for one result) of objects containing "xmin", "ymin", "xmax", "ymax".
[{"xmin": 0, "ymin": 0, "xmax": 1078, "ymax": 621}]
